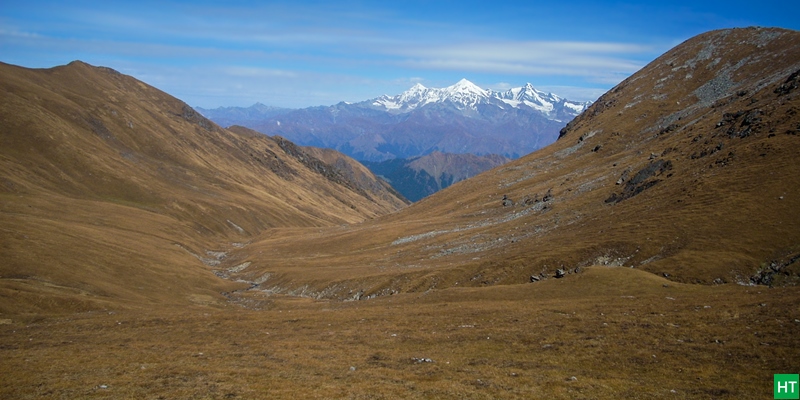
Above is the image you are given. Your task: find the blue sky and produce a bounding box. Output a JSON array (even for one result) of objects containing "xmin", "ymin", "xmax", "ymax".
[{"xmin": 2, "ymin": 1, "xmax": 797, "ymax": 108}]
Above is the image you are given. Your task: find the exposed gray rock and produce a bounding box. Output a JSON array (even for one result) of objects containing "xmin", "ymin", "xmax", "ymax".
[{"xmin": 606, "ymin": 160, "xmax": 673, "ymax": 204}]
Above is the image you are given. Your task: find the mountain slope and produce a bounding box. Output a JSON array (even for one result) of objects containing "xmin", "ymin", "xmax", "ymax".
[
  {"xmin": 364, "ymin": 152, "xmax": 510, "ymax": 201},
  {"xmin": 225, "ymin": 27, "xmax": 800, "ymax": 298},
  {"xmin": 293, "ymin": 142, "xmax": 410, "ymax": 206},
  {"xmin": 0, "ymin": 61, "xmax": 405, "ymax": 313}
]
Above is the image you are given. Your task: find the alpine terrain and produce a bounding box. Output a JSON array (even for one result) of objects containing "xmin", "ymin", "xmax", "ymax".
[{"xmin": 1, "ymin": 27, "xmax": 799, "ymax": 399}]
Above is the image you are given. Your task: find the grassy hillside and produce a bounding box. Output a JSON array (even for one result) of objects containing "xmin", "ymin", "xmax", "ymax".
[
  {"xmin": 228, "ymin": 28, "xmax": 800, "ymax": 298},
  {"xmin": 0, "ymin": 61, "xmax": 405, "ymax": 313}
]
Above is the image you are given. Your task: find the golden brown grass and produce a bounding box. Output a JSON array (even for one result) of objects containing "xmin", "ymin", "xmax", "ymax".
[
  {"xmin": 0, "ymin": 60, "xmax": 405, "ymax": 314},
  {"xmin": 1, "ymin": 267, "xmax": 798, "ymax": 398}
]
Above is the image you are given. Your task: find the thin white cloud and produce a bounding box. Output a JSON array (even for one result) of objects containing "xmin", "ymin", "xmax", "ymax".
[
  {"xmin": 1, "ymin": 2, "xmax": 669, "ymax": 108},
  {"xmin": 383, "ymin": 40, "xmax": 653, "ymax": 81},
  {"xmin": 0, "ymin": 27, "xmax": 43, "ymax": 39},
  {"xmin": 488, "ymin": 82, "xmax": 513, "ymax": 91}
]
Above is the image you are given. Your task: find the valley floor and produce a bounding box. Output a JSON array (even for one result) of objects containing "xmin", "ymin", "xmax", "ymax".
[{"xmin": 1, "ymin": 267, "xmax": 797, "ymax": 399}]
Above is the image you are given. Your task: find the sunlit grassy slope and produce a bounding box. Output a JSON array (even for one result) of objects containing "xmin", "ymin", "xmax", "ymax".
[{"xmin": 0, "ymin": 60, "xmax": 405, "ymax": 314}]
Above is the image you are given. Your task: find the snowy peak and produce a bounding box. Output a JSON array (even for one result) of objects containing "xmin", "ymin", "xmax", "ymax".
[
  {"xmin": 398, "ymin": 83, "xmax": 431, "ymax": 103},
  {"xmin": 402, "ymin": 83, "xmax": 429, "ymax": 98},
  {"xmin": 371, "ymin": 79, "xmax": 489, "ymax": 113},
  {"xmin": 491, "ymin": 83, "xmax": 591, "ymax": 119},
  {"xmin": 371, "ymin": 80, "xmax": 591, "ymax": 119},
  {"xmin": 494, "ymin": 84, "xmax": 563, "ymax": 115},
  {"xmin": 441, "ymin": 79, "xmax": 490, "ymax": 110},
  {"xmin": 445, "ymin": 79, "xmax": 489, "ymax": 97}
]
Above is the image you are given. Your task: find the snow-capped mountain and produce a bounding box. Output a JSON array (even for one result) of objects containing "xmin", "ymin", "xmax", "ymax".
[
  {"xmin": 493, "ymin": 83, "xmax": 589, "ymax": 118},
  {"xmin": 371, "ymin": 79, "xmax": 591, "ymax": 121},
  {"xmin": 203, "ymin": 79, "xmax": 595, "ymax": 162}
]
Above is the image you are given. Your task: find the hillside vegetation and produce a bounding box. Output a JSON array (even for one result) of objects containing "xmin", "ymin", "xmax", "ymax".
[{"xmin": 0, "ymin": 60, "xmax": 405, "ymax": 314}]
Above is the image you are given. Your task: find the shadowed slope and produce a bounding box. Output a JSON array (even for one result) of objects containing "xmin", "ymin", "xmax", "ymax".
[
  {"xmin": 227, "ymin": 27, "xmax": 800, "ymax": 298},
  {"xmin": 363, "ymin": 152, "xmax": 510, "ymax": 202},
  {"xmin": 0, "ymin": 61, "xmax": 405, "ymax": 313}
]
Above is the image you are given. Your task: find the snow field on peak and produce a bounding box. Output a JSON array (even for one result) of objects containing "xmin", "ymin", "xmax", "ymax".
[{"xmin": 372, "ymin": 79, "xmax": 590, "ymax": 118}]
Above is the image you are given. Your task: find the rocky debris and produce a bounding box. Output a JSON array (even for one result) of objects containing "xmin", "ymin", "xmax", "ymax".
[
  {"xmin": 87, "ymin": 117, "xmax": 114, "ymax": 141},
  {"xmin": 228, "ymin": 261, "xmax": 251, "ymax": 274},
  {"xmin": 579, "ymin": 130, "xmax": 599, "ymax": 142},
  {"xmin": 181, "ymin": 104, "xmax": 213, "ymax": 131},
  {"xmin": 392, "ymin": 229, "xmax": 451, "ymax": 246},
  {"xmin": 244, "ymin": 144, "xmax": 296, "ymax": 179},
  {"xmin": 691, "ymin": 142, "xmax": 725, "ymax": 160},
  {"xmin": 750, "ymin": 253, "xmax": 800, "ymax": 287},
  {"xmin": 519, "ymin": 188, "xmax": 553, "ymax": 207},
  {"xmin": 588, "ymin": 97, "xmax": 618, "ymax": 118},
  {"xmin": 175, "ymin": 244, "xmax": 227, "ymax": 267},
  {"xmin": 274, "ymin": 136, "xmax": 369, "ymax": 197},
  {"xmin": 659, "ymin": 123, "xmax": 681, "ymax": 136},
  {"xmin": 542, "ymin": 188, "xmax": 553, "ymax": 203},
  {"xmin": 411, "ymin": 357, "xmax": 435, "ymax": 364},
  {"xmin": 774, "ymin": 69, "xmax": 800, "ymax": 96},
  {"xmin": 693, "ymin": 69, "xmax": 736, "ymax": 107},
  {"xmin": 616, "ymin": 168, "xmax": 631, "ymax": 185},
  {"xmin": 605, "ymin": 159, "xmax": 673, "ymax": 204},
  {"xmin": 530, "ymin": 266, "xmax": 582, "ymax": 283},
  {"xmin": 226, "ymin": 220, "xmax": 246, "ymax": 234},
  {"xmin": 558, "ymin": 119, "xmax": 577, "ymax": 140},
  {"xmin": 714, "ymin": 108, "xmax": 764, "ymax": 139}
]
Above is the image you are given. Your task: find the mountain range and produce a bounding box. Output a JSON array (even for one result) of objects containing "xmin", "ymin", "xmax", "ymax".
[
  {"xmin": 195, "ymin": 102, "xmax": 292, "ymax": 128},
  {"xmin": 200, "ymin": 80, "xmax": 591, "ymax": 161},
  {"xmin": 199, "ymin": 80, "xmax": 589, "ymax": 200},
  {"xmin": 1, "ymin": 27, "xmax": 799, "ymax": 399},
  {"xmin": 371, "ymin": 78, "xmax": 588, "ymax": 120}
]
